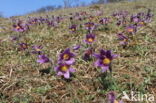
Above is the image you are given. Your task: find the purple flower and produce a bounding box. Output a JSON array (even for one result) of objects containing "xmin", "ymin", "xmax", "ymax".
[
  {"xmin": 137, "ymin": 21, "xmax": 145, "ymax": 27},
  {"xmin": 84, "ymin": 33, "xmax": 96, "ymax": 44},
  {"xmin": 94, "ymin": 49, "xmax": 118, "ymax": 72},
  {"xmin": 130, "ymin": 15, "xmax": 140, "ymax": 23},
  {"xmin": 59, "ymin": 48, "xmax": 75, "ymax": 65},
  {"xmin": 126, "ymin": 25, "xmax": 137, "ymax": 34},
  {"xmin": 73, "ymin": 45, "xmax": 81, "ymax": 50},
  {"xmin": 19, "ymin": 43, "xmax": 28, "ymax": 50},
  {"xmin": 84, "ymin": 22, "xmax": 96, "ymax": 32},
  {"xmin": 27, "ymin": 18, "xmax": 39, "ymax": 25},
  {"xmin": 116, "ymin": 20, "xmax": 122, "ymax": 26},
  {"xmin": 13, "ymin": 22, "xmax": 29, "ymax": 32},
  {"xmin": 117, "ymin": 33, "xmax": 128, "ymax": 46},
  {"xmin": 108, "ymin": 92, "xmax": 123, "ymax": 103},
  {"xmin": 32, "ymin": 45, "xmax": 43, "ymax": 54},
  {"xmin": 37, "ymin": 55, "xmax": 50, "ymax": 64},
  {"xmin": 54, "ymin": 63, "xmax": 76, "ymax": 79},
  {"xmin": 112, "ymin": 11, "xmax": 128, "ymax": 19},
  {"xmin": 99, "ymin": 17, "xmax": 110, "ymax": 25},
  {"xmin": 69, "ymin": 24, "xmax": 77, "ymax": 33},
  {"xmin": 144, "ymin": 9, "xmax": 153, "ymax": 23},
  {"xmin": 82, "ymin": 48, "xmax": 94, "ymax": 61},
  {"xmin": 47, "ymin": 20, "xmax": 58, "ymax": 27}
]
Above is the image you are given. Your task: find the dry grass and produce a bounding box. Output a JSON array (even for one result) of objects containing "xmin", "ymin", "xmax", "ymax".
[{"xmin": 0, "ymin": 0, "xmax": 156, "ymax": 103}]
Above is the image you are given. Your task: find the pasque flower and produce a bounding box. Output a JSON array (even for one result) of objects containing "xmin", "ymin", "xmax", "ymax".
[
  {"xmin": 69, "ymin": 24, "xmax": 77, "ymax": 32},
  {"xmin": 84, "ymin": 33, "xmax": 96, "ymax": 44},
  {"xmin": 99, "ymin": 17, "xmax": 110, "ymax": 25},
  {"xmin": 13, "ymin": 22, "xmax": 29, "ymax": 32},
  {"xmin": 130, "ymin": 15, "xmax": 140, "ymax": 23},
  {"xmin": 58, "ymin": 48, "xmax": 75, "ymax": 65},
  {"xmin": 54, "ymin": 63, "xmax": 76, "ymax": 79},
  {"xmin": 117, "ymin": 33, "xmax": 128, "ymax": 46},
  {"xmin": 37, "ymin": 55, "xmax": 50, "ymax": 64},
  {"xmin": 32, "ymin": 45, "xmax": 43, "ymax": 54},
  {"xmin": 19, "ymin": 43, "xmax": 28, "ymax": 50},
  {"xmin": 73, "ymin": 45, "xmax": 81, "ymax": 50},
  {"xmin": 126, "ymin": 25, "xmax": 137, "ymax": 34},
  {"xmin": 82, "ymin": 48, "xmax": 94, "ymax": 61},
  {"xmin": 94, "ymin": 49, "xmax": 118, "ymax": 72},
  {"xmin": 108, "ymin": 92, "xmax": 123, "ymax": 103},
  {"xmin": 84, "ymin": 22, "xmax": 96, "ymax": 32}
]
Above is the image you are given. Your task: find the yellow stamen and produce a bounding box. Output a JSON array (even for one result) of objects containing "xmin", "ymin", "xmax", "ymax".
[
  {"xmin": 71, "ymin": 28, "xmax": 75, "ymax": 31},
  {"xmin": 123, "ymin": 38, "xmax": 128, "ymax": 42},
  {"xmin": 114, "ymin": 100, "xmax": 119, "ymax": 103},
  {"xmin": 63, "ymin": 54, "xmax": 69, "ymax": 60},
  {"xmin": 16, "ymin": 26, "xmax": 21, "ymax": 29},
  {"xmin": 32, "ymin": 21, "xmax": 36, "ymax": 24},
  {"xmin": 22, "ymin": 44, "xmax": 27, "ymax": 49},
  {"xmin": 128, "ymin": 28, "xmax": 134, "ymax": 32},
  {"xmin": 87, "ymin": 38, "xmax": 94, "ymax": 43},
  {"xmin": 139, "ymin": 22, "xmax": 144, "ymax": 25},
  {"xmin": 36, "ymin": 48, "xmax": 41, "ymax": 51},
  {"xmin": 103, "ymin": 58, "xmax": 111, "ymax": 65},
  {"xmin": 61, "ymin": 65, "xmax": 68, "ymax": 72}
]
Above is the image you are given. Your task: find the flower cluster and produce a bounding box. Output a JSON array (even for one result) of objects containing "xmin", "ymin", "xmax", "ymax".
[
  {"xmin": 13, "ymin": 21, "xmax": 29, "ymax": 32},
  {"xmin": 11, "ymin": 9, "xmax": 153, "ymax": 79},
  {"xmin": 55, "ymin": 48, "xmax": 76, "ymax": 79}
]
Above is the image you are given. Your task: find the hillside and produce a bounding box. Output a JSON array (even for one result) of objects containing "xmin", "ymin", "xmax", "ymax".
[{"xmin": 0, "ymin": 0, "xmax": 156, "ymax": 103}]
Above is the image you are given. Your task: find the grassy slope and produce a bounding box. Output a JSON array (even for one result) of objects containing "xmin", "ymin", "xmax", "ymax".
[{"xmin": 0, "ymin": 0, "xmax": 156, "ymax": 103}]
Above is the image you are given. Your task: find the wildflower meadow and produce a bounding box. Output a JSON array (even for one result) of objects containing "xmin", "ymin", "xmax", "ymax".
[{"xmin": 0, "ymin": 0, "xmax": 156, "ymax": 102}]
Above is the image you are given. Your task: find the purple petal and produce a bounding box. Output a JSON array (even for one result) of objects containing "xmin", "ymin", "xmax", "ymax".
[
  {"xmin": 108, "ymin": 92, "xmax": 116, "ymax": 103},
  {"xmin": 69, "ymin": 67, "xmax": 76, "ymax": 73},
  {"xmin": 54, "ymin": 66, "xmax": 59, "ymax": 72},
  {"xmin": 73, "ymin": 45, "xmax": 80, "ymax": 50},
  {"xmin": 37, "ymin": 59, "xmax": 45, "ymax": 64},
  {"xmin": 93, "ymin": 53, "xmax": 101, "ymax": 58},
  {"xmin": 112, "ymin": 54, "xmax": 119, "ymax": 58},
  {"xmin": 119, "ymin": 100, "xmax": 124, "ymax": 103},
  {"xmin": 64, "ymin": 71, "xmax": 70, "ymax": 79},
  {"xmin": 64, "ymin": 48, "xmax": 70, "ymax": 53},
  {"xmin": 101, "ymin": 66, "xmax": 109, "ymax": 72},
  {"xmin": 65, "ymin": 58, "xmax": 75, "ymax": 65},
  {"xmin": 94, "ymin": 60, "xmax": 101, "ymax": 67},
  {"xmin": 57, "ymin": 71, "xmax": 63, "ymax": 76},
  {"xmin": 38, "ymin": 55, "xmax": 43, "ymax": 58}
]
